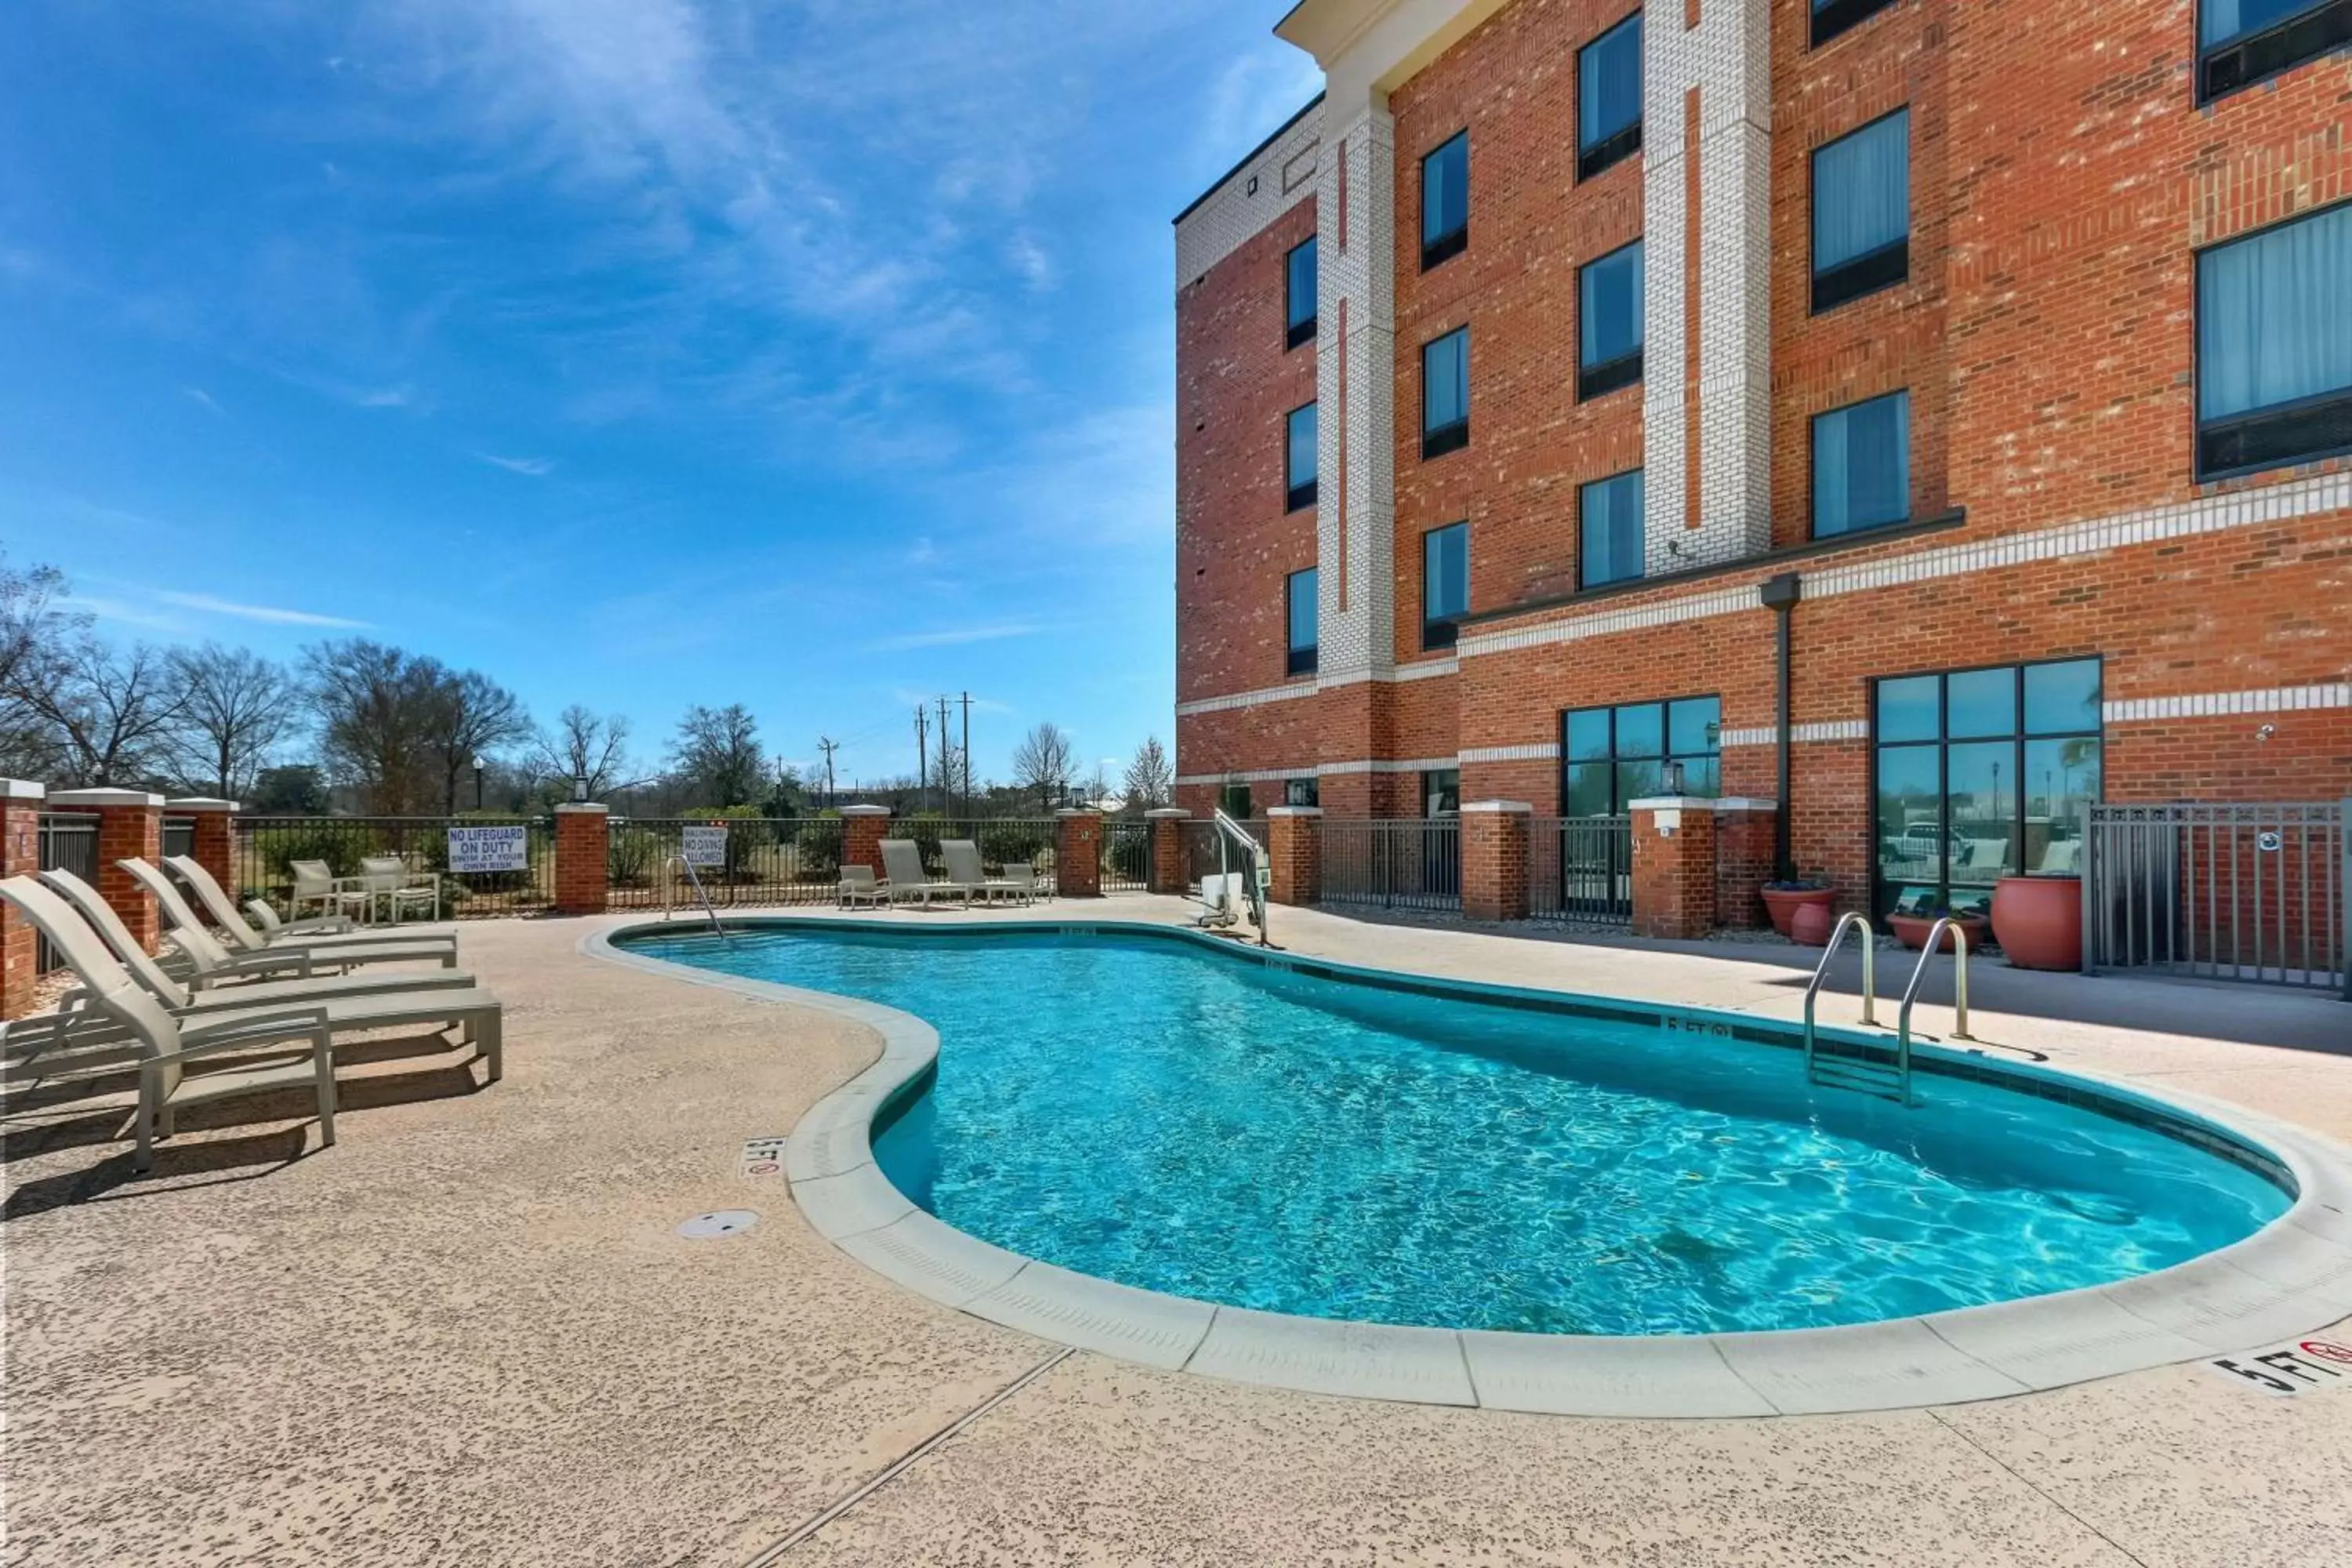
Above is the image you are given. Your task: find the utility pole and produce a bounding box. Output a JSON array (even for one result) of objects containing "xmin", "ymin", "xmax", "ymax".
[
  {"xmin": 935, "ymin": 695, "xmax": 954, "ymax": 817},
  {"xmin": 914, "ymin": 706, "xmax": 928, "ymax": 808},
  {"xmin": 959, "ymin": 691, "xmax": 973, "ymax": 815},
  {"xmin": 816, "ymin": 736, "xmax": 840, "ymax": 808}
]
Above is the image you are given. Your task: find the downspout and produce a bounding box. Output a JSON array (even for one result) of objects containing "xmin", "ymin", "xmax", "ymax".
[{"xmin": 1759, "ymin": 572, "xmax": 1802, "ymax": 883}]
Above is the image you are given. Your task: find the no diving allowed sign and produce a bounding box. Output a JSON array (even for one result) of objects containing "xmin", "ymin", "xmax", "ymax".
[
  {"xmin": 741, "ymin": 1135, "xmax": 786, "ymax": 1182},
  {"xmin": 2207, "ymin": 1338, "xmax": 2352, "ymax": 1395}
]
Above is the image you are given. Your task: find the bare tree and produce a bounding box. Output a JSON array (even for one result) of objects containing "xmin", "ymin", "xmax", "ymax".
[
  {"xmin": 1121, "ymin": 736, "xmax": 1173, "ymax": 811},
  {"xmin": 1010, "ymin": 721, "xmax": 1075, "ymax": 810},
  {"xmin": 0, "ymin": 554, "xmax": 87, "ymax": 778},
  {"xmin": 168, "ymin": 643, "xmax": 301, "ymax": 797},
  {"xmin": 423, "ymin": 667, "xmax": 532, "ymax": 812},
  {"xmin": 533, "ymin": 705, "xmax": 632, "ymax": 800},
  {"xmin": 672, "ymin": 703, "xmax": 765, "ymax": 807},
  {"xmin": 306, "ymin": 640, "xmax": 447, "ymax": 815},
  {"xmin": 14, "ymin": 640, "xmax": 187, "ymax": 787}
]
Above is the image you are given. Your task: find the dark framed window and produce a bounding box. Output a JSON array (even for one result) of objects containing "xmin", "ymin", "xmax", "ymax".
[
  {"xmin": 1811, "ymin": 0, "xmax": 1900, "ymax": 47},
  {"xmin": 1286, "ymin": 402, "xmax": 1319, "ymax": 511},
  {"xmin": 1284, "ymin": 777, "xmax": 1320, "ymax": 808},
  {"xmin": 1812, "ymin": 390, "xmax": 1910, "ymax": 538},
  {"xmin": 1422, "ymin": 522, "xmax": 1468, "ymax": 650},
  {"xmin": 2195, "ymin": 201, "xmax": 2352, "ymax": 480},
  {"xmin": 1871, "ymin": 658, "xmax": 2102, "ymax": 921},
  {"xmin": 1577, "ymin": 13, "xmax": 1643, "ymax": 181},
  {"xmin": 1422, "ymin": 769, "xmax": 1461, "ymax": 817},
  {"xmin": 1812, "ymin": 109, "xmax": 1909, "ymax": 313},
  {"xmin": 1219, "ymin": 782, "xmax": 1254, "ymax": 819},
  {"xmin": 1285, "ymin": 567, "xmax": 1319, "ymax": 677},
  {"xmin": 1422, "ymin": 327, "xmax": 1470, "ymax": 457},
  {"xmin": 1421, "ymin": 131, "xmax": 1469, "ymax": 270},
  {"xmin": 1580, "ymin": 469, "xmax": 1645, "ymax": 589},
  {"xmin": 1561, "ymin": 697, "xmax": 1721, "ymax": 816},
  {"xmin": 1578, "ymin": 240, "xmax": 1645, "ymax": 401},
  {"xmin": 2198, "ymin": 1, "xmax": 2352, "ymax": 103},
  {"xmin": 1286, "ymin": 236, "xmax": 1319, "ymax": 349}
]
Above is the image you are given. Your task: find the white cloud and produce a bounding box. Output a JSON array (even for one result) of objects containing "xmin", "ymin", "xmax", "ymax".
[
  {"xmin": 867, "ymin": 621, "xmax": 1058, "ymax": 653},
  {"xmin": 151, "ymin": 590, "xmax": 371, "ymax": 628},
  {"xmin": 64, "ymin": 594, "xmax": 186, "ymax": 633},
  {"xmin": 180, "ymin": 385, "xmax": 227, "ymax": 417},
  {"xmin": 477, "ymin": 452, "xmax": 556, "ymax": 477},
  {"xmin": 355, "ymin": 385, "xmax": 414, "ymax": 408}
]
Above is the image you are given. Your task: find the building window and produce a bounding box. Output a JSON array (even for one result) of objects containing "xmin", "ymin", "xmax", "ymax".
[
  {"xmin": 1219, "ymin": 781, "xmax": 1254, "ymax": 819},
  {"xmin": 1561, "ymin": 697, "xmax": 1721, "ymax": 816},
  {"xmin": 1286, "ymin": 402, "xmax": 1319, "ymax": 511},
  {"xmin": 1285, "ymin": 567, "xmax": 1319, "ymax": 677},
  {"xmin": 1577, "ymin": 13, "xmax": 1643, "ymax": 182},
  {"xmin": 1422, "ymin": 522, "xmax": 1468, "ymax": 650},
  {"xmin": 2199, "ymin": 1, "xmax": 2352, "ymax": 102},
  {"xmin": 1422, "ymin": 327, "xmax": 1470, "ymax": 457},
  {"xmin": 1421, "ymin": 131, "xmax": 1469, "ymax": 270},
  {"xmin": 1812, "ymin": 390, "xmax": 1910, "ymax": 538},
  {"xmin": 1811, "ymin": 109, "xmax": 1909, "ymax": 313},
  {"xmin": 1580, "ymin": 469, "xmax": 1645, "ymax": 589},
  {"xmin": 1286, "ymin": 236, "xmax": 1319, "ymax": 350},
  {"xmin": 1422, "ymin": 769, "xmax": 1461, "ymax": 817},
  {"xmin": 1284, "ymin": 777, "xmax": 1320, "ymax": 808},
  {"xmin": 1811, "ymin": 0, "xmax": 1900, "ymax": 47},
  {"xmin": 1578, "ymin": 240, "xmax": 1644, "ymax": 401},
  {"xmin": 1873, "ymin": 659, "xmax": 2102, "ymax": 921},
  {"xmin": 2195, "ymin": 201, "xmax": 2352, "ymax": 480}
]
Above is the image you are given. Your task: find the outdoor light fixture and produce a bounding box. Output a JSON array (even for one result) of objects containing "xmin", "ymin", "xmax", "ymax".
[
  {"xmin": 573, "ymin": 774, "xmax": 590, "ymax": 804},
  {"xmin": 472, "ymin": 753, "xmax": 486, "ymax": 810},
  {"xmin": 1664, "ymin": 760, "xmax": 1687, "ymax": 795}
]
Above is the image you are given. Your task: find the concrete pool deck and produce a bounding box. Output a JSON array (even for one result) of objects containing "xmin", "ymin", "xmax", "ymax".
[{"xmin": 6, "ymin": 896, "xmax": 2352, "ymax": 1565}]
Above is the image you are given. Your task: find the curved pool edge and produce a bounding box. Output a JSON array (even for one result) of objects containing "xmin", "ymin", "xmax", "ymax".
[{"xmin": 581, "ymin": 914, "xmax": 2352, "ymax": 1417}]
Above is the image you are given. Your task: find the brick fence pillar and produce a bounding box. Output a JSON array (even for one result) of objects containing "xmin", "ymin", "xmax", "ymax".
[
  {"xmin": 1265, "ymin": 806, "xmax": 1321, "ymax": 906},
  {"xmin": 2, "ymin": 780, "xmax": 43, "ymax": 1018},
  {"xmin": 840, "ymin": 805, "xmax": 891, "ymax": 877},
  {"xmin": 1145, "ymin": 808, "xmax": 1191, "ymax": 895},
  {"xmin": 1630, "ymin": 797, "xmax": 1718, "ymax": 941},
  {"xmin": 554, "ymin": 803, "xmax": 610, "ymax": 915},
  {"xmin": 1711, "ymin": 799, "xmax": 1780, "ymax": 932},
  {"xmin": 165, "ymin": 797, "xmax": 240, "ymax": 898},
  {"xmin": 1461, "ymin": 800, "xmax": 1532, "ymax": 922},
  {"xmin": 1056, "ymin": 810, "xmax": 1104, "ymax": 898},
  {"xmin": 49, "ymin": 788, "xmax": 165, "ymax": 953}
]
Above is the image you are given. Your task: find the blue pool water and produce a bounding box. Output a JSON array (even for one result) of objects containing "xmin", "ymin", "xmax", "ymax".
[{"xmin": 623, "ymin": 925, "xmax": 2289, "ymax": 1336}]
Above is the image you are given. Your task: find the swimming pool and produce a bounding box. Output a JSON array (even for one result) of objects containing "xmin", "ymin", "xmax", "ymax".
[{"xmin": 615, "ymin": 921, "xmax": 2292, "ymax": 1338}]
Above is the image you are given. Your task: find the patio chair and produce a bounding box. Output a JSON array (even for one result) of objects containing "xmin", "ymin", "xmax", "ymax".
[
  {"xmin": 165, "ymin": 855, "xmax": 458, "ymax": 953},
  {"xmin": 289, "ymin": 860, "xmax": 371, "ymax": 924},
  {"xmin": 103, "ymin": 982, "xmax": 337, "ymax": 1174},
  {"xmin": 999, "ymin": 861, "xmax": 1045, "ymax": 905},
  {"xmin": 837, "ymin": 864, "xmax": 888, "ymax": 909},
  {"xmin": 879, "ymin": 840, "xmax": 967, "ymax": 907},
  {"xmin": 0, "ymin": 877, "xmax": 504, "ymax": 1083},
  {"xmin": 359, "ymin": 855, "xmax": 441, "ymax": 925},
  {"xmin": 941, "ymin": 840, "xmax": 1020, "ymax": 905},
  {"xmin": 119, "ymin": 861, "xmax": 460, "ymax": 981}
]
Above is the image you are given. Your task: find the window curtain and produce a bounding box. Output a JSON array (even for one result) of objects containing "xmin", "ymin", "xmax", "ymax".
[
  {"xmin": 1425, "ymin": 525, "xmax": 1468, "ymax": 619},
  {"xmin": 1288, "ymin": 404, "xmax": 1318, "ymax": 487},
  {"xmin": 1814, "ymin": 392, "xmax": 1910, "ymax": 535},
  {"xmin": 1578, "ymin": 16, "xmax": 1642, "ymax": 150},
  {"xmin": 2201, "ymin": 0, "xmax": 2314, "ymax": 45},
  {"xmin": 1813, "ymin": 111, "xmax": 1910, "ymax": 272},
  {"xmin": 1581, "ymin": 470, "xmax": 1645, "ymax": 586},
  {"xmin": 2198, "ymin": 205, "xmax": 2352, "ymax": 420},
  {"xmin": 1425, "ymin": 331, "xmax": 1468, "ymax": 430},
  {"xmin": 1581, "ymin": 242, "xmax": 1644, "ymax": 368}
]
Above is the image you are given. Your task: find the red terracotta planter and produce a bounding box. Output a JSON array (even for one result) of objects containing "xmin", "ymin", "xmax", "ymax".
[
  {"xmin": 1789, "ymin": 899, "xmax": 1838, "ymax": 947},
  {"xmin": 1761, "ymin": 885, "xmax": 1833, "ymax": 938},
  {"xmin": 1888, "ymin": 912, "xmax": 1988, "ymax": 953},
  {"xmin": 1991, "ymin": 875, "xmax": 2082, "ymax": 971}
]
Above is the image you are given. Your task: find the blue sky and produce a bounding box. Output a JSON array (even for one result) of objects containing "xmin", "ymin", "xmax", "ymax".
[{"xmin": 0, "ymin": 1, "xmax": 1320, "ymax": 788}]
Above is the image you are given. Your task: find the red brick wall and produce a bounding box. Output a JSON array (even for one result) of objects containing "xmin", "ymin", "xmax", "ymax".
[
  {"xmin": 2, "ymin": 793, "xmax": 39, "ymax": 1018},
  {"xmin": 1630, "ymin": 804, "xmax": 1716, "ymax": 939},
  {"xmin": 96, "ymin": 804, "xmax": 163, "ymax": 954},
  {"xmin": 1267, "ymin": 811, "xmax": 1321, "ymax": 905},
  {"xmin": 1057, "ymin": 812, "xmax": 1104, "ymax": 898},
  {"xmin": 554, "ymin": 808, "xmax": 609, "ymax": 916}
]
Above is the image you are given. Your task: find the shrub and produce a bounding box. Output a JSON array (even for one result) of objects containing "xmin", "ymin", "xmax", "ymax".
[
  {"xmin": 793, "ymin": 815, "xmax": 843, "ymax": 880},
  {"xmin": 609, "ymin": 826, "xmax": 662, "ymax": 888},
  {"xmin": 978, "ymin": 818, "xmax": 1052, "ymax": 869}
]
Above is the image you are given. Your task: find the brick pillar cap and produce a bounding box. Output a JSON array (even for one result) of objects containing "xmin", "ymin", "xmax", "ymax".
[
  {"xmin": 164, "ymin": 797, "xmax": 240, "ymax": 812},
  {"xmin": 1627, "ymin": 796, "xmax": 1721, "ymax": 811},
  {"xmin": 48, "ymin": 788, "xmax": 165, "ymax": 808},
  {"xmin": 0, "ymin": 779, "xmax": 45, "ymax": 801},
  {"xmin": 839, "ymin": 804, "xmax": 892, "ymax": 817},
  {"xmin": 1265, "ymin": 805, "xmax": 1323, "ymax": 817},
  {"xmin": 1711, "ymin": 797, "xmax": 1780, "ymax": 812},
  {"xmin": 1055, "ymin": 808, "xmax": 1103, "ymax": 818},
  {"xmin": 555, "ymin": 801, "xmax": 612, "ymax": 815},
  {"xmin": 1461, "ymin": 800, "xmax": 1534, "ymax": 814},
  {"xmin": 1143, "ymin": 808, "xmax": 1192, "ymax": 818}
]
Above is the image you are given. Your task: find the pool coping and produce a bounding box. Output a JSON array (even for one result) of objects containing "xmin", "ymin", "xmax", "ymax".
[{"xmin": 583, "ymin": 913, "xmax": 2352, "ymax": 1417}]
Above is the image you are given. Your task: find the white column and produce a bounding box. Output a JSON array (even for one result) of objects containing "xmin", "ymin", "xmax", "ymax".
[{"xmin": 1318, "ymin": 95, "xmax": 1397, "ymax": 684}]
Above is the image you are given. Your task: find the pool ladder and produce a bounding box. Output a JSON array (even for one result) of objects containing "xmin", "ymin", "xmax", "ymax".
[
  {"xmin": 1802, "ymin": 915, "xmax": 1973, "ymax": 1107},
  {"xmin": 660, "ymin": 855, "xmax": 727, "ymax": 938}
]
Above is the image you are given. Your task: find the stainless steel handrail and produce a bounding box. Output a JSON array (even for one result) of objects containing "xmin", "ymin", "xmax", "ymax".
[
  {"xmin": 661, "ymin": 855, "xmax": 726, "ymax": 937},
  {"xmin": 1896, "ymin": 919, "xmax": 1973, "ymax": 1089},
  {"xmin": 1211, "ymin": 809, "xmax": 1271, "ymax": 947},
  {"xmin": 1802, "ymin": 912, "xmax": 1878, "ymax": 1076}
]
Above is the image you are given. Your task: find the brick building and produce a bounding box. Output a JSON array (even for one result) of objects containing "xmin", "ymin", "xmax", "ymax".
[{"xmin": 1173, "ymin": 0, "xmax": 2350, "ymax": 922}]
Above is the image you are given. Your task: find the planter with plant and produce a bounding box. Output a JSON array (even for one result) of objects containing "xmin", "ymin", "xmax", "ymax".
[{"xmin": 1759, "ymin": 877, "xmax": 1834, "ymax": 938}]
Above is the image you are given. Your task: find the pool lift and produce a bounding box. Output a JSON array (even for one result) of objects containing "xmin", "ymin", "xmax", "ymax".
[
  {"xmin": 1802, "ymin": 913, "xmax": 1973, "ymax": 1106},
  {"xmin": 660, "ymin": 854, "xmax": 728, "ymax": 940},
  {"xmin": 1193, "ymin": 809, "xmax": 1272, "ymax": 948}
]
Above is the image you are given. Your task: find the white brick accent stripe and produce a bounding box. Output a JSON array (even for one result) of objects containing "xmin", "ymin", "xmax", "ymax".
[
  {"xmin": 1175, "ymin": 661, "xmax": 1458, "ymax": 717},
  {"xmin": 1459, "ymin": 743, "xmax": 1559, "ymax": 763},
  {"xmin": 2104, "ymin": 683, "xmax": 2351, "ymax": 724},
  {"xmin": 1719, "ymin": 720, "xmax": 1870, "ymax": 747},
  {"xmin": 1319, "ymin": 756, "xmax": 1461, "ymax": 776},
  {"xmin": 1177, "ymin": 754, "xmax": 1470, "ymax": 787},
  {"xmin": 1456, "ymin": 471, "xmax": 2352, "ymax": 661}
]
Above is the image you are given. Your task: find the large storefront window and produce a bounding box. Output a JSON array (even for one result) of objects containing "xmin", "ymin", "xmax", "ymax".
[
  {"xmin": 1873, "ymin": 658, "xmax": 2103, "ymax": 920},
  {"xmin": 1560, "ymin": 697, "xmax": 1721, "ymax": 816}
]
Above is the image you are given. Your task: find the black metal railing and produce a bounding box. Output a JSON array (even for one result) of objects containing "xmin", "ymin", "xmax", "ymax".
[
  {"xmin": 608, "ymin": 818, "xmax": 850, "ymax": 908},
  {"xmin": 1527, "ymin": 815, "xmax": 1633, "ymax": 926},
  {"xmin": 34, "ymin": 812, "xmax": 100, "ymax": 973},
  {"xmin": 1102, "ymin": 818, "xmax": 1151, "ymax": 893},
  {"xmin": 1319, "ymin": 818, "xmax": 1461, "ymax": 913},
  {"xmin": 880, "ymin": 818, "xmax": 1061, "ymax": 882},
  {"xmin": 232, "ymin": 816, "xmax": 557, "ymax": 920},
  {"xmin": 162, "ymin": 816, "xmax": 196, "ymax": 862},
  {"xmin": 1177, "ymin": 817, "xmax": 1267, "ymax": 891},
  {"xmin": 2084, "ymin": 801, "xmax": 2347, "ymax": 993}
]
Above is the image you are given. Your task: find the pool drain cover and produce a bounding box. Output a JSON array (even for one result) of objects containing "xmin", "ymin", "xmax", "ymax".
[{"xmin": 679, "ymin": 1209, "xmax": 760, "ymax": 1239}]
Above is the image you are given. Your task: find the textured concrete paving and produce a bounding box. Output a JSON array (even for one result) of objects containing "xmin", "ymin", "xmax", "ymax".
[{"xmin": 5, "ymin": 899, "xmax": 2350, "ymax": 1566}]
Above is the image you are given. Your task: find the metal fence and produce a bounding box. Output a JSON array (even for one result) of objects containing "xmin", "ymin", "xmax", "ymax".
[
  {"xmin": 162, "ymin": 815, "xmax": 195, "ymax": 862},
  {"xmin": 1319, "ymin": 818, "xmax": 1462, "ymax": 913},
  {"xmin": 608, "ymin": 818, "xmax": 851, "ymax": 909},
  {"xmin": 2084, "ymin": 801, "xmax": 2347, "ymax": 993},
  {"xmin": 1102, "ymin": 818, "xmax": 1151, "ymax": 893},
  {"xmin": 232, "ymin": 816, "xmax": 557, "ymax": 920},
  {"xmin": 1177, "ymin": 817, "xmax": 1266, "ymax": 891},
  {"xmin": 881, "ymin": 818, "xmax": 1062, "ymax": 882},
  {"xmin": 1526, "ymin": 815, "xmax": 1633, "ymax": 926},
  {"xmin": 34, "ymin": 812, "xmax": 100, "ymax": 973}
]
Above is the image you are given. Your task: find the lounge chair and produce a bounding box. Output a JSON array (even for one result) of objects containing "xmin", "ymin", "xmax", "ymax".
[
  {"xmin": 941, "ymin": 840, "xmax": 1020, "ymax": 905},
  {"xmin": 359, "ymin": 855, "xmax": 440, "ymax": 924},
  {"xmin": 244, "ymin": 898, "xmax": 356, "ymax": 939},
  {"xmin": 879, "ymin": 840, "xmax": 967, "ymax": 906},
  {"xmin": 98, "ymin": 978, "xmax": 337, "ymax": 1174},
  {"xmin": 289, "ymin": 859, "xmax": 371, "ymax": 924},
  {"xmin": 165, "ymin": 855, "xmax": 458, "ymax": 953},
  {"xmin": 837, "ymin": 864, "xmax": 888, "ymax": 909},
  {"xmin": 120, "ymin": 860, "xmax": 459, "ymax": 978},
  {"xmin": 0, "ymin": 877, "xmax": 503, "ymax": 1081},
  {"xmin": 999, "ymin": 861, "xmax": 1045, "ymax": 905}
]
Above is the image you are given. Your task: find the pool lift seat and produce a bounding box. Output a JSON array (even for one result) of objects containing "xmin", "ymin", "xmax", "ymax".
[{"xmin": 1192, "ymin": 811, "xmax": 1272, "ymax": 948}]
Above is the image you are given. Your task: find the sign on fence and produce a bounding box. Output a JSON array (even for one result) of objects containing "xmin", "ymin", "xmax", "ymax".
[
  {"xmin": 447, "ymin": 824, "xmax": 529, "ymax": 874},
  {"xmin": 682, "ymin": 824, "xmax": 728, "ymax": 868}
]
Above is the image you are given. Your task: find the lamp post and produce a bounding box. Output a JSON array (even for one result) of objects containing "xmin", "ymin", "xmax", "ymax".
[{"xmin": 472, "ymin": 754, "xmax": 486, "ymax": 811}]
